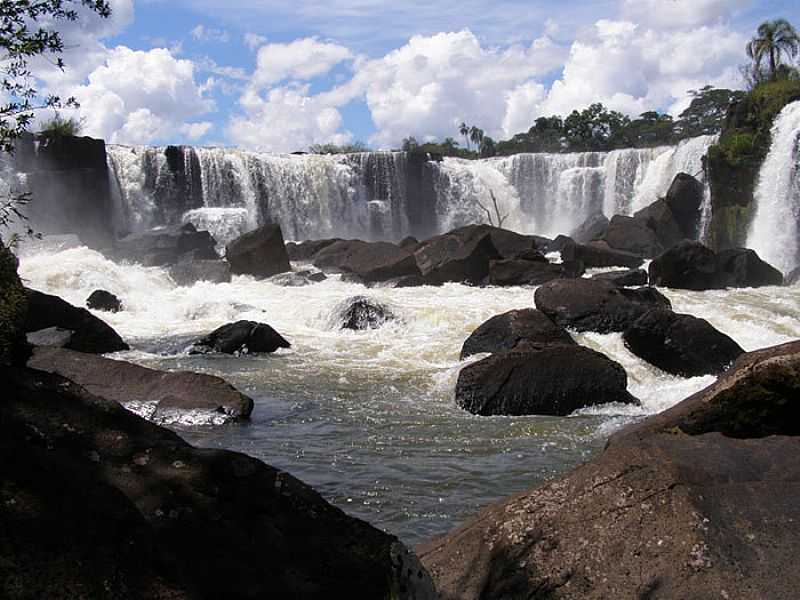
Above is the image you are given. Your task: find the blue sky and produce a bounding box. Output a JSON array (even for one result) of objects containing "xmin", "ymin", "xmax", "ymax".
[{"xmin": 36, "ymin": 0, "xmax": 800, "ymax": 151}]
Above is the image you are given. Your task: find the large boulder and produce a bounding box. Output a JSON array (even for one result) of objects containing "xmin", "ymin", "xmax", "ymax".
[
  {"xmin": 168, "ymin": 259, "xmax": 232, "ymax": 286},
  {"xmin": 715, "ymin": 248, "xmax": 784, "ymax": 287},
  {"xmin": 480, "ymin": 225, "xmax": 540, "ymax": 259},
  {"xmin": 414, "ymin": 225, "xmax": 501, "ymax": 285},
  {"xmin": 420, "ymin": 341, "xmax": 800, "ymax": 600},
  {"xmin": 313, "ymin": 240, "xmax": 421, "ymax": 283},
  {"xmin": 28, "ymin": 346, "xmax": 253, "ymax": 423},
  {"xmin": 335, "ymin": 296, "xmax": 395, "ymax": 330},
  {"xmin": 86, "ymin": 289, "xmax": 122, "ymax": 312},
  {"xmin": 488, "ymin": 256, "xmax": 584, "ymax": 287},
  {"xmin": 455, "ymin": 344, "xmax": 638, "ymax": 416},
  {"xmin": 225, "ymin": 224, "xmax": 291, "ymax": 279},
  {"xmin": 0, "ymin": 366, "xmax": 435, "ymax": 599},
  {"xmin": 570, "ymin": 213, "xmax": 609, "ymax": 244},
  {"xmin": 114, "ymin": 223, "xmax": 218, "ymax": 267},
  {"xmin": 560, "ymin": 238, "xmax": 643, "ymax": 269},
  {"xmin": 623, "ymin": 308, "xmax": 744, "ymax": 376},
  {"xmin": 24, "ymin": 289, "xmax": 128, "ymax": 354},
  {"xmin": 286, "ymin": 238, "xmax": 341, "ymax": 262},
  {"xmin": 633, "ymin": 199, "xmax": 684, "ymax": 250},
  {"xmin": 534, "ymin": 278, "xmax": 671, "ymax": 333},
  {"xmin": 460, "ymin": 309, "xmax": 575, "ymax": 359},
  {"xmin": 190, "ymin": 320, "xmax": 290, "ymax": 355},
  {"xmin": 0, "ymin": 241, "xmax": 28, "ymax": 366},
  {"xmin": 665, "ymin": 172, "xmax": 705, "ymax": 239},
  {"xmin": 591, "ymin": 268, "xmax": 648, "ymax": 287},
  {"xmin": 787, "ymin": 266, "xmax": 800, "ymax": 285},
  {"xmin": 602, "ymin": 215, "xmax": 663, "ymax": 258}
]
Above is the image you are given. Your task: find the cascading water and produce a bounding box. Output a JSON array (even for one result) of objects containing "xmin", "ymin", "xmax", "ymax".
[{"xmin": 747, "ymin": 100, "xmax": 800, "ymax": 276}]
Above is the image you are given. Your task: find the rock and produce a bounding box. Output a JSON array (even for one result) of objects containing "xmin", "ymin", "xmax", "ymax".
[
  {"xmin": 0, "ymin": 241, "xmax": 29, "ymax": 366},
  {"xmin": 225, "ymin": 224, "xmax": 291, "ymax": 279},
  {"xmin": 399, "ymin": 236, "xmax": 420, "ymax": 251},
  {"xmin": 715, "ymin": 248, "xmax": 784, "ymax": 287},
  {"xmin": 633, "ymin": 199, "xmax": 684, "ymax": 249},
  {"xmin": 546, "ymin": 234, "xmax": 575, "ymax": 254},
  {"xmin": 534, "ymin": 278, "xmax": 671, "ymax": 333},
  {"xmin": 313, "ymin": 240, "xmax": 421, "ymax": 283},
  {"xmin": 602, "ymin": 214, "xmax": 663, "ymax": 257},
  {"xmin": 114, "ymin": 223, "xmax": 219, "ymax": 267},
  {"xmin": 460, "ymin": 309, "xmax": 575, "ymax": 359},
  {"xmin": 190, "ymin": 320, "xmax": 290, "ymax": 355},
  {"xmin": 86, "ymin": 289, "xmax": 122, "ymax": 313},
  {"xmin": 480, "ymin": 226, "xmax": 540, "ymax": 258},
  {"xmin": 268, "ymin": 270, "xmax": 327, "ymax": 287},
  {"xmin": 286, "ymin": 238, "xmax": 341, "ymax": 262},
  {"xmin": 623, "ymin": 308, "xmax": 744, "ymax": 376},
  {"xmin": 24, "ymin": 289, "xmax": 129, "ymax": 354},
  {"xmin": 420, "ymin": 341, "xmax": 800, "ymax": 600},
  {"xmin": 455, "ymin": 344, "xmax": 638, "ymax": 416},
  {"xmin": 372, "ymin": 274, "xmax": 429, "ymax": 288},
  {"xmin": 570, "ymin": 213, "xmax": 609, "ymax": 244},
  {"xmin": 561, "ymin": 238, "xmax": 644, "ymax": 269},
  {"xmin": 414, "ymin": 225, "xmax": 501, "ymax": 285},
  {"xmin": 27, "ymin": 327, "xmax": 74, "ymax": 348},
  {"xmin": 788, "ymin": 267, "xmax": 800, "ymax": 285},
  {"xmin": 665, "ymin": 172, "xmax": 705, "ymax": 239},
  {"xmin": 28, "ymin": 346, "xmax": 253, "ymax": 422},
  {"xmin": 488, "ymin": 258, "xmax": 584, "ymax": 287},
  {"xmin": 591, "ymin": 268, "xmax": 648, "ymax": 287},
  {"xmin": 168, "ymin": 259, "xmax": 232, "ymax": 286},
  {"xmin": 0, "ymin": 366, "xmax": 436, "ymax": 599},
  {"xmin": 336, "ymin": 296, "xmax": 394, "ymax": 330},
  {"xmin": 649, "ymin": 240, "xmax": 719, "ymax": 290}
]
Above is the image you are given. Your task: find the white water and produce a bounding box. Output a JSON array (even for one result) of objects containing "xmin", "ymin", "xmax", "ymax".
[{"xmin": 747, "ymin": 100, "xmax": 800, "ymax": 275}]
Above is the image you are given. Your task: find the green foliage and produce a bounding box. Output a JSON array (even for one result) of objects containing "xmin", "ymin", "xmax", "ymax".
[
  {"xmin": 563, "ymin": 103, "xmax": 631, "ymax": 151},
  {"xmin": 39, "ymin": 113, "xmax": 83, "ymax": 138},
  {"xmin": 715, "ymin": 132, "xmax": 758, "ymax": 165},
  {"xmin": 677, "ymin": 86, "xmax": 746, "ymax": 137},
  {"xmin": 749, "ymin": 78, "xmax": 800, "ymax": 125},
  {"xmin": 308, "ymin": 141, "xmax": 370, "ymax": 154},
  {"xmin": 746, "ymin": 19, "xmax": 800, "ymax": 83}
]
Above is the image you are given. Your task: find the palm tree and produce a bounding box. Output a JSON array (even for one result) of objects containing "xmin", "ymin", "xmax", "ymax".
[
  {"xmin": 747, "ymin": 19, "xmax": 800, "ymax": 81},
  {"xmin": 469, "ymin": 126, "xmax": 484, "ymax": 151},
  {"xmin": 459, "ymin": 122, "xmax": 471, "ymax": 151}
]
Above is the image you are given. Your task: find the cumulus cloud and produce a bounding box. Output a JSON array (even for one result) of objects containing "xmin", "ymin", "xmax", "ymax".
[
  {"xmin": 244, "ymin": 33, "xmax": 268, "ymax": 50},
  {"xmin": 252, "ymin": 38, "xmax": 354, "ymax": 87},
  {"xmin": 620, "ymin": 0, "xmax": 751, "ymax": 30},
  {"xmin": 191, "ymin": 25, "xmax": 231, "ymax": 43}
]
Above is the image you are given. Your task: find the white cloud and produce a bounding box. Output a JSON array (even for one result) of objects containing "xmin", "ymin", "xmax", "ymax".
[
  {"xmin": 190, "ymin": 24, "xmax": 231, "ymax": 43},
  {"xmin": 620, "ymin": 0, "xmax": 751, "ymax": 30},
  {"xmin": 252, "ymin": 38, "xmax": 354, "ymax": 87},
  {"xmin": 244, "ymin": 33, "xmax": 268, "ymax": 50},
  {"xmin": 181, "ymin": 121, "xmax": 214, "ymax": 140}
]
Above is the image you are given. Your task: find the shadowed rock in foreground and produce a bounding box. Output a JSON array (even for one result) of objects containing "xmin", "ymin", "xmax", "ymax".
[{"xmin": 420, "ymin": 341, "xmax": 800, "ymax": 600}]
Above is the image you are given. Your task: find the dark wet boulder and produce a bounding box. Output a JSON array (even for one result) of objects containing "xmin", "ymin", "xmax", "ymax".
[
  {"xmin": 633, "ymin": 199, "xmax": 684, "ymax": 250},
  {"xmin": 455, "ymin": 344, "xmax": 638, "ymax": 416},
  {"xmin": 0, "ymin": 240, "xmax": 28, "ymax": 366},
  {"xmin": 414, "ymin": 225, "xmax": 501, "ymax": 285},
  {"xmin": 460, "ymin": 309, "xmax": 574, "ymax": 359},
  {"xmin": 372, "ymin": 274, "xmax": 430, "ymax": 288},
  {"xmin": 286, "ymin": 238, "xmax": 341, "ymax": 262},
  {"xmin": 715, "ymin": 248, "xmax": 783, "ymax": 287},
  {"xmin": 421, "ymin": 341, "xmax": 800, "ymax": 600},
  {"xmin": 480, "ymin": 225, "xmax": 540, "ymax": 258},
  {"xmin": 623, "ymin": 308, "xmax": 744, "ymax": 376},
  {"xmin": 225, "ymin": 224, "xmax": 291, "ymax": 279},
  {"xmin": 86, "ymin": 289, "xmax": 122, "ymax": 312},
  {"xmin": 313, "ymin": 240, "xmax": 420, "ymax": 283},
  {"xmin": 168, "ymin": 259, "xmax": 232, "ymax": 286},
  {"xmin": 534, "ymin": 278, "xmax": 671, "ymax": 333},
  {"xmin": 0, "ymin": 366, "xmax": 436, "ymax": 600},
  {"xmin": 27, "ymin": 326, "xmax": 74, "ymax": 348},
  {"xmin": 546, "ymin": 234, "xmax": 575, "ymax": 254},
  {"xmin": 591, "ymin": 268, "xmax": 648, "ymax": 287},
  {"xmin": 561, "ymin": 238, "xmax": 644, "ymax": 269},
  {"xmin": 190, "ymin": 320, "xmax": 290, "ymax": 355},
  {"xmin": 336, "ymin": 296, "xmax": 394, "ymax": 330},
  {"xmin": 788, "ymin": 267, "xmax": 800, "ymax": 285},
  {"xmin": 602, "ymin": 214, "xmax": 663, "ymax": 257},
  {"xmin": 488, "ymin": 257, "xmax": 584, "ymax": 287},
  {"xmin": 28, "ymin": 346, "xmax": 253, "ymax": 422},
  {"xmin": 24, "ymin": 288, "xmax": 128, "ymax": 354},
  {"xmin": 570, "ymin": 213, "xmax": 609, "ymax": 244},
  {"xmin": 267, "ymin": 269, "xmax": 327, "ymax": 287},
  {"xmin": 399, "ymin": 236, "xmax": 420, "ymax": 251},
  {"xmin": 665, "ymin": 172, "xmax": 705, "ymax": 239},
  {"xmin": 114, "ymin": 223, "xmax": 218, "ymax": 267}
]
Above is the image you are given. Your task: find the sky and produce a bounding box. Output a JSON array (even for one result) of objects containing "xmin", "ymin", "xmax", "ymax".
[{"xmin": 31, "ymin": 0, "xmax": 799, "ymax": 151}]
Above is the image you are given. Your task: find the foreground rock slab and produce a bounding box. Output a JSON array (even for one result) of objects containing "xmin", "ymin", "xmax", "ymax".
[
  {"xmin": 1, "ymin": 366, "xmax": 435, "ymax": 599},
  {"xmin": 421, "ymin": 341, "xmax": 800, "ymax": 600},
  {"xmin": 28, "ymin": 346, "xmax": 254, "ymax": 423}
]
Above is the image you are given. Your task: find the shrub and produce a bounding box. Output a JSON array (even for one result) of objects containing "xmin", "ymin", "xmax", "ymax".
[{"xmin": 39, "ymin": 114, "xmax": 83, "ymax": 138}]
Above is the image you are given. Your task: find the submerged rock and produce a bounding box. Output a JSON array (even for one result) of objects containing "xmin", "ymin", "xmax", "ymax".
[
  {"xmin": 225, "ymin": 224, "xmax": 291, "ymax": 279},
  {"xmin": 460, "ymin": 309, "xmax": 574, "ymax": 359},
  {"xmin": 336, "ymin": 296, "xmax": 395, "ymax": 330},
  {"xmin": 168, "ymin": 259, "xmax": 232, "ymax": 286},
  {"xmin": 28, "ymin": 346, "xmax": 253, "ymax": 422},
  {"xmin": 25, "ymin": 288, "xmax": 129, "ymax": 354},
  {"xmin": 190, "ymin": 320, "xmax": 290, "ymax": 355},
  {"xmin": 268, "ymin": 269, "xmax": 327, "ymax": 287},
  {"xmin": 534, "ymin": 278, "xmax": 671, "ymax": 333},
  {"xmin": 86, "ymin": 289, "xmax": 122, "ymax": 312},
  {"xmin": 455, "ymin": 344, "xmax": 638, "ymax": 416}
]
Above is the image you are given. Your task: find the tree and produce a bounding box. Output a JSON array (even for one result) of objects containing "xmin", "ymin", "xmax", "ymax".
[
  {"xmin": 459, "ymin": 122, "xmax": 470, "ymax": 151},
  {"xmin": 747, "ymin": 19, "xmax": 800, "ymax": 82},
  {"xmin": 563, "ymin": 103, "xmax": 630, "ymax": 150},
  {"xmin": 675, "ymin": 86, "xmax": 745, "ymax": 137},
  {"xmin": 469, "ymin": 126, "xmax": 484, "ymax": 150},
  {"xmin": 479, "ymin": 135, "xmax": 496, "ymax": 158},
  {"xmin": 309, "ymin": 141, "xmax": 369, "ymax": 154},
  {"xmin": 401, "ymin": 136, "xmax": 419, "ymax": 152}
]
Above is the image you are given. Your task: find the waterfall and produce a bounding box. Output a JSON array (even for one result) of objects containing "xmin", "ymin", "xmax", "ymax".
[
  {"xmin": 106, "ymin": 136, "xmax": 717, "ymax": 243},
  {"xmin": 747, "ymin": 100, "xmax": 800, "ymax": 276}
]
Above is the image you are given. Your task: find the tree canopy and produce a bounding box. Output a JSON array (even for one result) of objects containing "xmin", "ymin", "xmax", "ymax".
[{"xmin": 746, "ymin": 19, "xmax": 800, "ymax": 84}]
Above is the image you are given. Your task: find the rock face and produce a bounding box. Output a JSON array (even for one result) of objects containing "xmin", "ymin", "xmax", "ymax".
[
  {"xmin": 650, "ymin": 241, "xmax": 783, "ymax": 290},
  {"xmin": 414, "ymin": 225, "xmax": 501, "ymax": 285},
  {"xmin": 336, "ymin": 296, "xmax": 395, "ymax": 330},
  {"xmin": 27, "ymin": 326, "xmax": 74, "ymax": 348},
  {"xmin": 570, "ymin": 213, "xmax": 609, "ymax": 244},
  {"xmin": 225, "ymin": 224, "xmax": 291, "ymax": 279},
  {"xmin": 28, "ymin": 346, "xmax": 253, "ymax": 422},
  {"xmin": 788, "ymin": 267, "xmax": 800, "ymax": 285},
  {"xmin": 313, "ymin": 240, "xmax": 421, "ymax": 283},
  {"xmin": 24, "ymin": 289, "xmax": 128, "ymax": 354},
  {"xmin": 460, "ymin": 309, "xmax": 574, "ymax": 359},
  {"xmin": 86, "ymin": 289, "xmax": 122, "ymax": 312},
  {"xmin": 0, "ymin": 241, "xmax": 28, "ymax": 366},
  {"xmin": 168, "ymin": 259, "xmax": 232, "ymax": 286},
  {"xmin": 560, "ymin": 238, "xmax": 643, "ymax": 269},
  {"xmin": 190, "ymin": 320, "xmax": 290, "ymax": 355},
  {"xmin": 286, "ymin": 238, "xmax": 341, "ymax": 262},
  {"xmin": 420, "ymin": 341, "xmax": 800, "ymax": 600},
  {"xmin": 623, "ymin": 308, "xmax": 744, "ymax": 376},
  {"xmin": 455, "ymin": 344, "xmax": 638, "ymax": 416},
  {"xmin": 114, "ymin": 223, "xmax": 219, "ymax": 267},
  {"xmin": 534, "ymin": 278, "xmax": 671, "ymax": 333},
  {"xmin": 0, "ymin": 365, "xmax": 436, "ymax": 599},
  {"xmin": 488, "ymin": 256, "xmax": 583, "ymax": 287},
  {"xmin": 665, "ymin": 172, "xmax": 705, "ymax": 239},
  {"xmin": 591, "ymin": 268, "xmax": 648, "ymax": 287}
]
